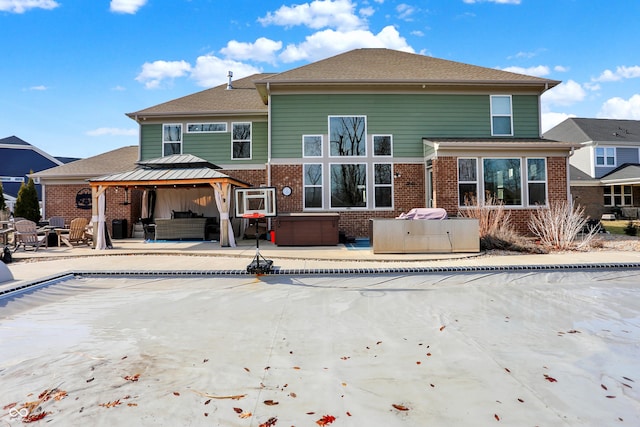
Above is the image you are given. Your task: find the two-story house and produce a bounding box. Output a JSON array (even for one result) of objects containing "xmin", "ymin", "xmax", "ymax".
[
  {"xmin": 544, "ymin": 118, "xmax": 640, "ymax": 220},
  {"xmin": 125, "ymin": 48, "xmax": 576, "ymax": 238}
]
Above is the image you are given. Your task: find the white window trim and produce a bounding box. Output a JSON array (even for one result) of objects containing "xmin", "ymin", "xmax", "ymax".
[
  {"xmin": 303, "ymin": 163, "xmax": 324, "ymax": 209},
  {"xmin": 604, "ymin": 185, "xmax": 632, "ymax": 207},
  {"xmin": 373, "ymin": 162, "xmax": 394, "ymax": 209},
  {"xmin": 372, "ymin": 134, "xmax": 393, "ymax": 157},
  {"xmin": 162, "ymin": 123, "xmax": 183, "ymax": 156},
  {"xmin": 526, "ymin": 157, "xmax": 548, "ymax": 207},
  {"xmin": 328, "ymin": 162, "xmax": 369, "ymax": 210},
  {"xmin": 595, "ymin": 146, "xmax": 616, "ymax": 167},
  {"xmin": 490, "ymin": 95, "xmax": 514, "ymax": 137},
  {"xmin": 328, "ymin": 115, "xmax": 368, "ymax": 158},
  {"xmin": 302, "ymin": 135, "xmax": 323, "ymax": 158},
  {"xmin": 231, "ymin": 122, "xmax": 252, "ymax": 160},
  {"xmin": 457, "ymin": 157, "xmax": 479, "ymax": 206},
  {"xmin": 186, "ymin": 122, "xmax": 227, "ymax": 133}
]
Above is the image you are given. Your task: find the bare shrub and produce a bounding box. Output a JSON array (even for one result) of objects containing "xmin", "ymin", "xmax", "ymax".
[
  {"xmin": 458, "ymin": 195, "xmax": 546, "ymax": 253},
  {"xmin": 528, "ymin": 201, "xmax": 599, "ymax": 251}
]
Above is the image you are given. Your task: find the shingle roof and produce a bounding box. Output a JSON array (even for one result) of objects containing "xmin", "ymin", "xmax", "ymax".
[
  {"xmin": 0, "ymin": 135, "xmax": 32, "ymax": 146},
  {"xmin": 601, "ymin": 163, "xmax": 640, "ymax": 183},
  {"xmin": 256, "ymin": 48, "xmax": 559, "ymax": 87},
  {"xmin": 544, "ymin": 118, "xmax": 640, "ymax": 143},
  {"xmin": 31, "ymin": 146, "xmax": 139, "ymax": 179},
  {"xmin": 424, "ymin": 137, "xmax": 580, "ymax": 150},
  {"xmin": 127, "ymin": 73, "xmax": 273, "ymax": 118}
]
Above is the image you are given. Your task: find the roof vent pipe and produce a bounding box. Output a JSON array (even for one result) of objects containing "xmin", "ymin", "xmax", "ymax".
[{"xmin": 227, "ymin": 71, "xmax": 233, "ymax": 90}]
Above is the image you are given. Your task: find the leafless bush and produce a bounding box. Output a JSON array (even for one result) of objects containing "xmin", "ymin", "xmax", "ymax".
[
  {"xmin": 528, "ymin": 201, "xmax": 599, "ymax": 250},
  {"xmin": 458, "ymin": 195, "xmax": 546, "ymax": 253}
]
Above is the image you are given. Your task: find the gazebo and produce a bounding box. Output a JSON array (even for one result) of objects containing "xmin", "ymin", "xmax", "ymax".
[{"xmin": 89, "ymin": 154, "xmax": 249, "ymax": 249}]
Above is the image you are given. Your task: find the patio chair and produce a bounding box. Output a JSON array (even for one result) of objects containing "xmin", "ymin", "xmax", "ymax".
[
  {"xmin": 13, "ymin": 220, "xmax": 48, "ymax": 252},
  {"xmin": 48, "ymin": 216, "xmax": 65, "ymax": 228},
  {"xmin": 60, "ymin": 217, "xmax": 91, "ymax": 247}
]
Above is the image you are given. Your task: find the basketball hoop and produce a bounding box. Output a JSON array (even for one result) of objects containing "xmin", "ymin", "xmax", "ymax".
[{"xmin": 243, "ymin": 211, "xmax": 273, "ymax": 274}]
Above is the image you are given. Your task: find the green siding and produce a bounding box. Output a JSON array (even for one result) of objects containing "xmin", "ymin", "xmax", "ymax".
[
  {"xmin": 271, "ymin": 94, "xmax": 541, "ymax": 158},
  {"xmin": 140, "ymin": 121, "xmax": 267, "ymax": 164}
]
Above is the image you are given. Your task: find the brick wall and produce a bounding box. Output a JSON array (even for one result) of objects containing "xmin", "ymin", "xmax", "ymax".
[
  {"xmin": 433, "ymin": 156, "xmax": 571, "ymax": 235},
  {"xmin": 570, "ymin": 186, "xmax": 605, "ymax": 220},
  {"xmin": 44, "ymin": 184, "xmax": 142, "ymax": 237}
]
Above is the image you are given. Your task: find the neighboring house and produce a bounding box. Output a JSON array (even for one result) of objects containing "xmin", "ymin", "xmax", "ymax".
[
  {"xmin": 127, "ymin": 48, "xmax": 577, "ymax": 237},
  {"xmin": 544, "ymin": 118, "xmax": 640, "ymax": 220},
  {"xmin": 30, "ymin": 146, "xmax": 141, "ymax": 235},
  {"xmin": 0, "ymin": 136, "xmax": 77, "ymax": 207}
]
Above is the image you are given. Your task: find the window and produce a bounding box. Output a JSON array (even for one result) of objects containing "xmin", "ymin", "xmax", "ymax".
[
  {"xmin": 232, "ymin": 122, "xmax": 251, "ymax": 159},
  {"xmin": 373, "ymin": 135, "xmax": 392, "ymax": 156},
  {"xmin": 483, "ymin": 158, "xmax": 522, "ymax": 205},
  {"xmin": 604, "ymin": 185, "xmax": 632, "ymax": 206},
  {"xmin": 527, "ymin": 158, "xmax": 547, "ymax": 205},
  {"xmin": 490, "ymin": 95, "xmax": 513, "ymax": 136},
  {"xmin": 595, "ymin": 147, "xmax": 615, "ymax": 166},
  {"xmin": 304, "ymin": 164, "xmax": 323, "ymax": 208},
  {"xmin": 163, "ymin": 124, "xmax": 182, "ymax": 155},
  {"xmin": 374, "ymin": 163, "xmax": 393, "ymax": 207},
  {"xmin": 330, "ymin": 163, "xmax": 367, "ymax": 208},
  {"xmin": 329, "ymin": 116, "xmax": 366, "ymax": 156},
  {"xmin": 458, "ymin": 158, "xmax": 478, "ymax": 205},
  {"xmin": 303, "ymin": 135, "xmax": 322, "ymax": 157},
  {"xmin": 187, "ymin": 123, "xmax": 227, "ymax": 133}
]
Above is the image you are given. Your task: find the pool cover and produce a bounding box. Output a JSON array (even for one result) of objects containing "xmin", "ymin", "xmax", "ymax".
[{"xmin": 1, "ymin": 269, "xmax": 639, "ymax": 425}]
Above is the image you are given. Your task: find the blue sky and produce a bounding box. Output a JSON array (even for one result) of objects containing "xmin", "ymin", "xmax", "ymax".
[{"xmin": 1, "ymin": 0, "xmax": 639, "ymax": 158}]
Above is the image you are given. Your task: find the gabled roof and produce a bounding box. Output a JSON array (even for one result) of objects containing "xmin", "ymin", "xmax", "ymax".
[
  {"xmin": 544, "ymin": 118, "xmax": 640, "ymax": 144},
  {"xmin": 600, "ymin": 163, "xmax": 640, "ymax": 184},
  {"xmin": 127, "ymin": 73, "xmax": 274, "ymax": 119},
  {"xmin": 0, "ymin": 135, "xmax": 32, "ymax": 146},
  {"xmin": 255, "ymin": 48, "xmax": 559, "ymax": 87},
  {"xmin": 31, "ymin": 146, "xmax": 139, "ymax": 179}
]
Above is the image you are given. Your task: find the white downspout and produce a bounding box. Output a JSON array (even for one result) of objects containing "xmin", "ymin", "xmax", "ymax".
[
  {"xmin": 567, "ymin": 146, "xmax": 575, "ymax": 206},
  {"xmin": 267, "ymin": 82, "xmax": 272, "ymax": 188}
]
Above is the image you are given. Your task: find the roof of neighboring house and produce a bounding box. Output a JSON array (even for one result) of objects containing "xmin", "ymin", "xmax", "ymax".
[
  {"xmin": 31, "ymin": 146, "xmax": 139, "ymax": 179},
  {"xmin": 256, "ymin": 48, "xmax": 560, "ymax": 87},
  {"xmin": 600, "ymin": 163, "xmax": 640, "ymax": 184},
  {"xmin": 569, "ymin": 165, "xmax": 599, "ymax": 184},
  {"xmin": 543, "ymin": 118, "xmax": 640, "ymax": 144},
  {"xmin": 0, "ymin": 135, "xmax": 32, "ymax": 146},
  {"xmin": 127, "ymin": 73, "xmax": 274, "ymax": 119}
]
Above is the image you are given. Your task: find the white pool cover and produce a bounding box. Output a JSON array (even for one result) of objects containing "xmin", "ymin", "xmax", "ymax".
[{"xmin": 1, "ymin": 269, "xmax": 639, "ymax": 426}]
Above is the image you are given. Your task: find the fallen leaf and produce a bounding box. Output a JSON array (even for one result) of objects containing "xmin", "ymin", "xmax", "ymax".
[
  {"xmin": 263, "ymin": 400, "xmax": 279, "ymax": 406},
  {"xmin": 416, "ymin": 361, "xmax": 421, "ymax": 365},
  {"xmin": 567, "ymin": 330, "xmax": 581, "ymax": 334},
  {"xmin": 53, "ymin": 390, "xmax": 68, "ymax": 401},
  {"xmin": 606, "ymin": 395, "xmax": 616, "ymax": 398},
  {"xmin": 259, "ymin": 416, "xmax": 278, "ymax": 427},
  {"xmin": 316, "ymin": 414, "xmax": 336, "ymax": 426},
  {"xmin": 289, "ymin": 392, "xmax": 297, "ymax": 398},
  {"xmin": 233, "ymin": 407, "xmax": 243, "ymax": 413},
  {"xmin": 124, "ymin": 374, "xmax": 140, "ymax": 382},
  {"xmin": 494, "ymin": 414, "xmax": 500, "ymax": 421},
  {"xmin": 517, "ymin": 398, "xmax": 524, "ymax": 403},
  {"xmin": 23, "ymin": 412, "xmax": 48, "ymax": 423},
  {"xmin": 203, "ymin": 359, "xmax": 209, "ymax": 363},
  {"xmin": 623, "ymin": 376, "xmax": 634, "ymax": 382},
  {"xmin": 99, "ymin": 400, "xmax": 122, "ymax": 408},
  {"xmin": 244, "ymin": 367, "xmax": 250, "ymax": 372},
  {"xmin": 376, "ymin": 341, "xmax": 382, "ymax": 345},
  {"xmin": 622, "ymin": 383, "xmax": 632, "ymax": 389},
  {"xmin": 504, "ymin": 368, "xmax": 511, "ymax": 373},
  {"xmin": 86, "ymin": 377, "xmax": 95, "ymax": 383},
  {"xmin": 544, "ymin": 374, "xmax": 557, "ymax": 383},
  {"xmin": 307, "ymin": 411, "xmax": 316, "ymax": 415},
  {"xmin": 3, "ymin": 402, "xmax": 17, "ymax": 410},
  {"xmin": 121, "ymin": 356, "xmax": 128, "ymax": 360},
  {"xmin": 601, "ymin": 384, "xmax": 608, "ymax": 390},
  {"xmin": 293, "ymin": 366, "xmax": 301, "ymax": 370},
  {"xmin": 191, "ymin": 390, "xmax": 246, "ymax": 400},
  {"xmin": 340, "ymin": 356, "xmax": 350, "ymax": 360},
  {"xmin": 392, "ymin": 404, "xmax": 409, "ymax": 411},
  {"xmin": 239, "ymin": 412, "xmax": 252, "ymax": 418},
  {"xmin": 204, "ymin": 412, "xmax": 208, "ymax": 417},
  {"xmin": 173, "ymin": 392, "xmax": 180, "ymax": 396},
  {"xmin": 430, "ymin": 384, "xmax": 435, "ymax": 388},
  {"xmin": 426, "ymin": 353, "xmax": 432, "ymax": 357},
  {"xmin": 204, "ymin": 399, "xmax": 211, "ymax": 405},
  {"xmin": 346, "ymin": 411, "xmax": 352, "ymax": 416},
  {"xmin": 127, "ymin": 403, "xmax": 138, "ymax": 407}
]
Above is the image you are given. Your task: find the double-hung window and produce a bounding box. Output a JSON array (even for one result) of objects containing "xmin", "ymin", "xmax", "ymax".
[
  {"xmin": 374, "ymin": 163, "xmax": 392, "ymax": 208},
  {"xmin": 604, "ymin": 185, "xmax": 632, "ymax": 206},
  {"xmin": 163, "ymin": 124, "xmax": 182, "ymax": 155},
  {"xmin": 595, "ymin": 147, "xmax": 615, "ymax": 166},
  {"xmin": 232, "ymin": 122, "xmax": 251, "ymax": 159},
  {"xmin": 304, "ymin": 164, "xmax": 323, "ymax": 208},
  {"xmin": 527, "ymin": 158, "xmax": 547, "ymax": 205},
  {"xmin": 490, "ymin": 95, "xmax": 513, "ymax": 136},
  {"xmin": 458, "ymin": 158, "xmax": 478, "ymax": 205}
]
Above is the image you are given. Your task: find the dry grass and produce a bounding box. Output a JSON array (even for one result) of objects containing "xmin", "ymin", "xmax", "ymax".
[{"xmin": 528, "ymin": 201, "xmax": 599, "ymax": 251}]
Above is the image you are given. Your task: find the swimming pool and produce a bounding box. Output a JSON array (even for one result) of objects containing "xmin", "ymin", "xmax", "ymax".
[{"xmin": 1, "ymin": 268, "xmax": 639, "ymax": 426}]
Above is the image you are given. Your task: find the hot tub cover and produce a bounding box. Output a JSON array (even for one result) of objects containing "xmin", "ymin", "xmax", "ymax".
[{"xmin": 396, "ymin": 207, "xmax": 448, "ymax": 220}]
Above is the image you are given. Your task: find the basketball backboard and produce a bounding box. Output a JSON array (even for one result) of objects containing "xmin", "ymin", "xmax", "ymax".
[{"xmin": 234, "ymin": 187, "xmax": 277, "ymax": 218}]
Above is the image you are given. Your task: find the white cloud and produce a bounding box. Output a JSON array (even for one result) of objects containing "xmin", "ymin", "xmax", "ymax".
[
  {"xmin": 593, "ymin": 65, "xmax": 640, "ymax": 82},
  {"xmin": 463, "ymin": 0, "xmax": 521, "ymax": 4},
  {"xmin": 597, "ymin": 94, "xmax": 640, "ymax": 120},
  {"xmin": 279, "ymin": 25, "xmax": 413, "ymax": 63},
  {"xmin": 0, "ymin": 0, "xmax": 58, "ymax": 13},
  {"xmin": 541, "ymin": 80, "xmax": 586, "ymax": 107},
  {"xmin": 541, "ymin": 112, "xmax": 576, "ymax": 133},
  {"xmin": 111, "ymin": 85, "xmax": 126, "ymax": 91},
  {"xmin": 220, "ymin": 37, "xmax": 283, "ymax": 65},
  {"xmin": 554, "ymin": 65, "xmax": 569, "ymax": 73},
  {"xmin": 359, "ymin": 6, "xmax": 375, "ymax": 17},
  {"xmin": 135, "ymin": 60, "xmax": 192, "ymax": 89},
  {"xmin": 258, "ymin": 0, "xmax": 366, "ymax": 32},
  {"xmin": 396, "ymin": 3, "xmax": 416, "ymax": 20},
  {"xmin": 190, "ymin": 55, "xmax": 262, "ymax": 88},
  {"xmin": 110, "ymin": 0, "xmax": 147, "ymax": 14},
  {"xmin": 86, "ymin": 127, "xmax": 138, "ymax": 137},
  {"xmin": 28, "ymin": 85, "xmax": 48, "ymax": 91},
  {"xmin": 501, "ymin": 65, "xmax": 550, "ymax": 77},
  {"xmin": 411, "ymin": 30, "xmax": 425, "ymax": 37}
]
